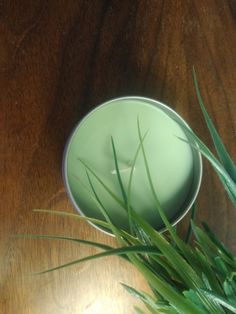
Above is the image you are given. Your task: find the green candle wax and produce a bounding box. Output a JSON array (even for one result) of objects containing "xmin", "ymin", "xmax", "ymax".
[{"xmin": 66, "ymin": 98, "xmax": 194, "ymax": 231}]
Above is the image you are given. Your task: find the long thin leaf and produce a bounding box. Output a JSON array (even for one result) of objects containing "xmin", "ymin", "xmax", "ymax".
[
  {"xmin": 191, "ymin": 222, "xmax": 236, "ymax": 268},
  {"xmin": 13, "ymin": 234, "xmax": 112, "ymax": 250},
  {"xmin": 200, "ymin": 290, "xmax": 236, "ymax": 313},
  {"xmin": 193, "ymin": 247, "xmax": 224, "ymax": 295},
  {"xmin": 137, "ymin": 118, "xmax": 199, "ymax": 264},
  {"xmin": 137, "ymin": 118, "xmax": 182, "ymax": 240},
  {"xmin": 122, "ymin": 283, "xmax": 159, "ymax": 313},
  {"xmin": 111, "ymin": 136, "xmax": 127, "ymax": 205},
  {"xmin": 150, "ymin": 255, "xmax": 184, "ymax": 285},
  {"xmin": 111, "ymin": 131, "xmax": 152, "ymax": 244},
  {"xmin": 193, "ymin": 67, "xmax": 236, "ymax": 183},
  {"xmin": 78, "ymin": 158, "xmax": 126, "ymax": 209},
  {"xmin": 32, "ymin": 210, "xmax": 141, "ymax": 246},
  {"xmin": 123, "ymin": 283, "xmax": 179, "ymax": 314},
  {"xmin": 131, "ymin": 210, "xmax": 202, "ymax": 288},
  {"xmin": 79, "ymin": 152, "xmax": 151, "ymax": 246},
  {"xmin": 177, "ymin": 127, "xmax": 236, "ymax": 205},
  {"xmin": 185, "ymin": 203, "xmax": 197, "ymax": 243},
  {"xmin": 131, "ymin": 211, "xmax": 223, "ymax": 313},
  {"xmin": 202, "ymin": 222, "xmax": 235, "ymax": 260},
  {"xmin": 128, "ymin": 255, "xmax": 205, "ymax": 314},
  {"xmin": 35, "ymin": 245, "xmax": 162, "ymax": 274},
  {"xmin": 183, "ymin": 289, "xmax": 209, "ymax": 314},
  {"xmin": 127, "ymin": 130, "xmax": 149, "ymax": 236},
  {"xmin": 85, "ymin": 170, "xmax": 125, "ymax": 245},
  {"xmin": 137, "ymin": 120, "xmax": 205, "ymax": 288}
]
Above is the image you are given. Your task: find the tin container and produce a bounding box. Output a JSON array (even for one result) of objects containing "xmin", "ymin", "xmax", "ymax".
[{"xmin": 62, "ymin": 97, "xmax": 203, "ymax": 235}]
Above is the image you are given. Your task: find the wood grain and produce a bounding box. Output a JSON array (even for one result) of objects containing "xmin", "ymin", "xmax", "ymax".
[{"xmin": 1, "ymin": 1, "xmax": 236, "ymax": 313}]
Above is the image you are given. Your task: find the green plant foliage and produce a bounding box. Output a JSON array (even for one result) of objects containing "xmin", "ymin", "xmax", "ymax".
[{"xmin": 17, "ymin": 71, "xmax": 236, "ymax": 313}]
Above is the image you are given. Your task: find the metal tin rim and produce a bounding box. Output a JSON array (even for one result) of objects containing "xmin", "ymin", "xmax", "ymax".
[{"xmin": 62, "ymin": 96, "xmax": 203, "ymax": 236}]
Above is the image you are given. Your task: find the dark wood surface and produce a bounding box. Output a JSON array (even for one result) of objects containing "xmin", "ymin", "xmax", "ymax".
[{"xmin": 1, "ymin": 1, "xmax": 236, "ymax": 313}]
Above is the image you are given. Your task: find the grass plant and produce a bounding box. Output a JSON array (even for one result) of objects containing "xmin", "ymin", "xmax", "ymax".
[{"xmin": 16, "ymin": 70, "xmax": 236, "ymax": 313}]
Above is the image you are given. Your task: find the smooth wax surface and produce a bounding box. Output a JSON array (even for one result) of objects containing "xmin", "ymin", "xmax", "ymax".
[{"xmin": 66, "ymin": 98, "xmax": 194, "ymax": 231}]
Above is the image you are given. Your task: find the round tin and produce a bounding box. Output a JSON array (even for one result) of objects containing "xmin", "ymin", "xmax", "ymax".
[{"xmin": 62, "ymin": 96, "xmax": 203, "ymax": 235}]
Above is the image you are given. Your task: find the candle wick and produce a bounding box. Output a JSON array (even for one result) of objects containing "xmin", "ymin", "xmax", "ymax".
[{"xmin": 111, "ymin": 166, "xmax": 134, "ymax": 175}]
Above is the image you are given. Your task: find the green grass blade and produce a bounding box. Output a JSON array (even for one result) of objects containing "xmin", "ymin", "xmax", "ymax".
[
  {"xmin": 150, "ymin": 255, "xmax": 184, "ymax": 285},
  {"xmin": 201, "ymin": 274, "xmax": 213, "ymax": 291},
  {"xmin": 140, "ymin": 254, "xmax": 183, "ymax": 289},
  {"xmin": 183, "ymin": 290, "xmax": 210, "ymax": 314},
  {"xmin": 78, "ymin": 165, "xmax": 124, "ymax": 242},
  {"xmin": 131, "ymin": 212, "xmax": 224, "ymax": 313},
  {"xmin": 33, "ymin": 208, "xmax": 108, "ymax": 225},
  {"xmin": 223, "ymin": 280, "xmax": 234, "ymax": 298},
  {"xmin": 127, "ymin": 130, "xmax": 149, "ymax": 235},
  {"xmin": 178, "ymin": 128, "xmax": 234, "ymax": 185},
  {"xmin": 223, "ymin": 279, "xmax": 236, "ymax": 304},
  {"xmin": 194, "ymin": 248, "xmax": 224, "ymax": 295},
  {"xmin": 185, "ymin": 203, "xmax": 197, "ymax": 243},
  {"xmin": 137, "ymin": 120, "xmax": 212, "ymax": 288},
  {"xmin": 85, "ymin": 170, "xmax": 125, "ymax": 244},
  {"xmin": 80, "ymin": 162, "xmax": 138, "ymax": 244},
  {"xmin": 79, "ymin": 139, "xmax": 151, "ymax": 245},
  {"xmin": 121, "ymin": 283, "xmax": 159, "ymax": 313},
  {"xmin": 84, "ymin": 170, "xmax": 154, "ymax": 253},
  {"xmin": 32, "ymin": 210, "xmax": 141, "ymax": 246},
  {"xmin": 200, "ymin": 290, "xmax": 236, "ymax": 313},
  {"xmin": 202, "ymin": 222, "xmax": 235, "ymax": 260},
  {"xmin": 75, "ymin": 161, "xmax": 131, "ymax": 243},
  {"xmin": 33, "ymin": 208, "xmax": 123, "ymax": 235},
  {"xmin": 193, "ymin": 67, "xmax": 236, "ymax": 183},
  {"xmin": 137, "ymin": 118, "xmax": 175, "ymax": 235},
  {"xmin": 123, "ymin": 284, "xmax": 178, "ymax": 313},
  {"xmin": 177, "ymin": 127, "xmax": 236, "ymax": 205},
  {"xmin": 192, "ymin": 222, "xmax": 236, "ymax": 268},
  {"xmin": 131, "ymin": 211, "xmax": 202, "ymax": 288},
  {"xmin": 215, "ymin": 256, "xmax": 229, "ymax": 277},
  {"xmin": 13, "ymin": 234, "xmax": 112, "ymax": 250},
  {"xmin": 78, "ymin": 158, "xmax": 126, "ymax": 209},
  {"xmin": 111, "ymin": 136, "xmax": 127, "ymax": 205},
  {"xmin": 111, "ymin": 130, "xmax": 151, "ymax": 242},
  {"xmin": 35, "ymin": 245, "xmax": 162, "ymax": 274},
  {"xmin": 137, "ymin": 120, "xmax": 200, "ymax": 270},
  {"xmin": 128, "ymin": 255, "xmax": 205, "ymax": 314}
]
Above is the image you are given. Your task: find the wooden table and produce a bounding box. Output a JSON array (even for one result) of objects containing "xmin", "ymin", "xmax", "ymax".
[{"xmin": 1, "ymin": 1, "xmax": 236, "ymax": 313}]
